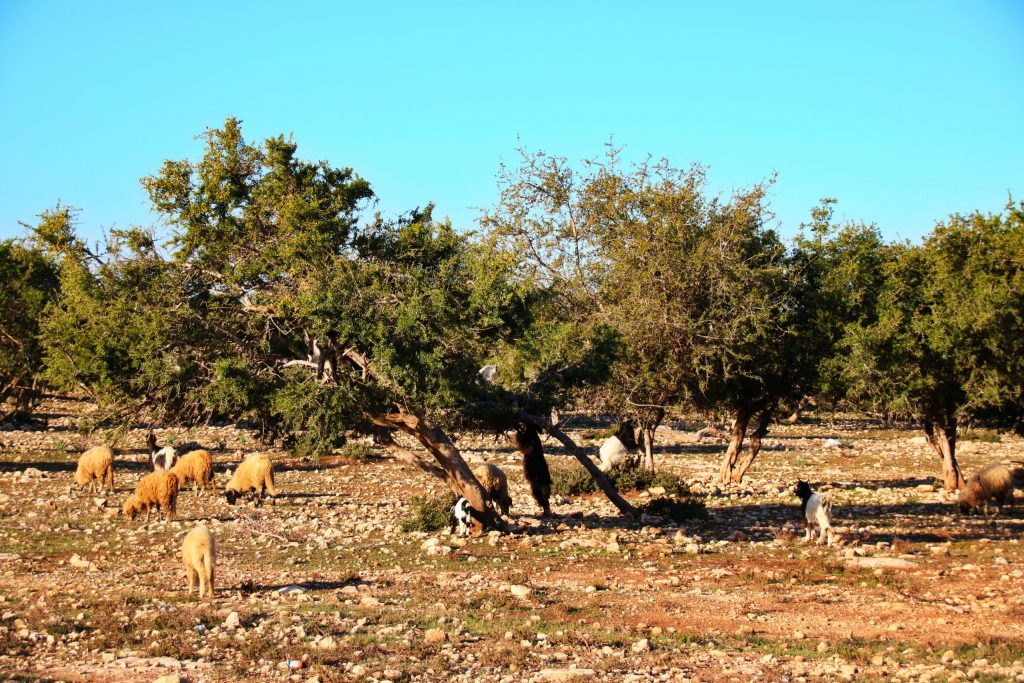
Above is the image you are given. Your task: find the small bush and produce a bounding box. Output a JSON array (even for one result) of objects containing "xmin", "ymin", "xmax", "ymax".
[
  {"xmin": 338, "ymin": 442, "xmax": 376, "ymax": 459},
  {"xmin": 402, "ymin": 495, "xmax": 456, "ymax": 533},
  {"xmin": 963, "ymin": 430, "xmax": 1001, "ymax": 443},
  {"xmin": 550, "ymin": 460, "xmax": 687, "ymax": 496},
  {"xmin": 639, "ymin": 496, "xmax": 709, "ymax": 522}
]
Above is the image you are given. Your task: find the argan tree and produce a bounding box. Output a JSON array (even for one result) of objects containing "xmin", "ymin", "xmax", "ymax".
[
  {"xmin": 0, "ymin": 217, "xmax": 60, "ymax": 420},
  {"xmin": 840, "ymin": 201, "xmax": 1024, "ymax": 489},
  {"xmin": 484, "ymin": 147, "xmax": 806, "ymax": 482},
  {"xmin": 40, "ymin": 119, "xmax": 637, "ymax": 523}
]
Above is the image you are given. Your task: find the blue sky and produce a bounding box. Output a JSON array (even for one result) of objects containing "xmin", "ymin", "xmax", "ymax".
[{"xmin": 1, "ymin": 1, "xmax": 1021, "ymax": 245}]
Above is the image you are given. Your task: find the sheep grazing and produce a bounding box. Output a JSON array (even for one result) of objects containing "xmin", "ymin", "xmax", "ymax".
[
  {"xmin": 478, "ymin": 364, "xmax": 498, "ymax": 383},
  {"xmin": 181, "ymin": 525, "xmax": 216, "ymax": 599},
  {"xmin": 451, "ymin": 497, "xmax": 474, "ymax": 537},
  {"xmin": 958, "ymin": 463, "xmax": 1016, "ymax": 516},
  {"xmin": 123, "ymin": 471, "xmax": 180, "ymax": 522},
  {"xmin": 75, "ymin": 445, "xmax": 114, "ymax": 493},
  {"xmin": 794, "ymin": 480, "xmax": 835, "ymax": 546},
  {"xmin": 471, "ymin": 462, "xmax": 513, "ymax": 517},
  {"xmin": 150, "ymin": 446, "xmax": 178, "ymax": 473},
  {"xmin": 224, "ymin": 454, "xmax": 277, "ymax": 506},
  {"xmin": 169, "ymin": 449, "xmax": 216, "ymax": 495}
]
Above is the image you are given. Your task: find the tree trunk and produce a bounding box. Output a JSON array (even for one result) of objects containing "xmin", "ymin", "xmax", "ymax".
[
  {"xmin": 375, "ymin": 411, "xmax": 493, "ymax": 531},
  {"xmin": 639, "ymin": 408, "xmax": 664, "ymax": 474},
  {"xmin": 373, "ymin": 429, "xmax": 450, "ymax": 482},
  {"xmin": 923, "ymin": 417, "xmax": 965, "ymax": 491},
  {"xmin": 518, "ymin": 412, "xmax": 638, "ymax": 517},
  {"xmin": 717, "ymin": 406, "xmax": 753, "ymax": 484},
  {"xmin": 784, "ymin": 397, "xmax": 808, "ymax": 424},
  {"xmin": 732, "ymin": 406, "xmax": 772, "ymax": 482}
]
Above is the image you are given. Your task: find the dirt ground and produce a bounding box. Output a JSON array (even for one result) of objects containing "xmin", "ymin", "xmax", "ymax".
[{"xmin": 1, "ymin": 397, "xmax": 1023, "ymax": 683}]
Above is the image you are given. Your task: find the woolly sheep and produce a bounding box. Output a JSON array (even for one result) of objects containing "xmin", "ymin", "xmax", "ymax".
[
  {"xmin": 169, "ymin": 449, "xmax": 216, "ymax": 496},
  {"xmin": 958, "ymin": 463, "xmax": 1015, "ymax": 515},
  {"xmin": 224, "ymin": 454, "xmax": 277, "ymax": 506},
  {"xmin": 598, "ymin": 436, "xmax": 632, "ymax": 473},
  {"xmin": 471, "ymin": 462, "xmax": 513, "ymax": 517},
  {"xmin": 75, "ymin": 446, "xmax": 114, "ymax": 493},
  {"xmin": 181, "ymin": 525, "xmax": 215, "ymax": 599},
  {"xmin": 123, "ymin": 471, "xmax": 179, "ymax": 522},
  {"xmin": 794, "ymin": 480, "xmax": 835, "ymax": 546}
]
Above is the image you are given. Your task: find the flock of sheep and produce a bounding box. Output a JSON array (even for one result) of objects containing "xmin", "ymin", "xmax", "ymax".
[
  {"xmin": 71, "ymin": 436, "xmax": 280, "ymax": 600},
  {"xmin": 68, "ymin": 428, "xmax": 1020, "ymax": 599}
]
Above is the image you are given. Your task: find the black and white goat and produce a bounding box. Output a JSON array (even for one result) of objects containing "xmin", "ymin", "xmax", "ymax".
[
  {"xmin": 451, "ymin": 497, "xmax": 474, "ymax": 537},
  {"xmin": 147, "ymin": 431, "xmax": 178, "ymax": 472},
  {"xmin": 794, "ymin": 480, "xmax": 835, "ymax": 546}
]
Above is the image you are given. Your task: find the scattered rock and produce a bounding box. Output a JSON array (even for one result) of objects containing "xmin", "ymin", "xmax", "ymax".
[{"xmin": 424, "ymin": 628, "xmax": 447, "ymax": 643}]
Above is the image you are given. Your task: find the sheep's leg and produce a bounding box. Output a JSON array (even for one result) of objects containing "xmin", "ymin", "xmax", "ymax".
[
  {"xmin": 817, "ymin": 526, "xmax": 827, "ymax": 545},
  {"xmin": 186, "ymin": 567, "xmax": 195, "ymax": 594},
  {"xmin": 804, "ymin": 524, "xmax": 813, "ymax": 543}
]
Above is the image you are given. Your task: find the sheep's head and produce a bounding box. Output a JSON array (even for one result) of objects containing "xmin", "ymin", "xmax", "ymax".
[
  {"xmin": 122, "ymin": 496, "xmax": 140, "ymax": 519},
  {"xmin": 957, "ymin": 489, "xmax": 975, "ymax": 514},
  {"xmin": 794, "ymin": 480, "xmax": 812, "ymax": 501},
  {"xmin": 225, "ymin": 489, "xmax": 238, "ymax": 506}
]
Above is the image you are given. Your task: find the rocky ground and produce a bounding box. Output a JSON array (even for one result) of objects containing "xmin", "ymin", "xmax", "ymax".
[{"xmin": 1, "ymin": 397, "xmax": 1023, "ymax": 683}]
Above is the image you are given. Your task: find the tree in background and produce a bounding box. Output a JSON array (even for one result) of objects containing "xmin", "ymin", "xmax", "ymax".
[
  {"xmin": 789, "ymin": 200, "xmax": 895, "ymax": 420},
  {"xmin": 0, "ymin": 212, "xmax": 60, "ymax": 421},
  {"xmin": 484, "ymin": 147, "xmax": 806, "ymax": 482},
  {"xmin": 840, "ymin": 201, "xmax": 1024, "ymax": 489}
]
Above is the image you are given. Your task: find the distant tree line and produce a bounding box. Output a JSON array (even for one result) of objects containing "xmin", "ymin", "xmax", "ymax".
[{"xmin": 1, "ymin": 120, "xmax": 1021, "ymax": 508}]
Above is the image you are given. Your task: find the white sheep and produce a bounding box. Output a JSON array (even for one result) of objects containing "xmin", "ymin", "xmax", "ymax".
[
  {"xmin": 181, "ymin": 525, "xmax": 215, "ymax": 599},
  {"xmin": 224, "ymin": 454, "xmax": 277, "ymax": 506},
  {"xmin": 794, "ymin": 480, "xmax": 834, "ymax": 546},
  {"xmin": 123, "ymin": 471, "xmax": 180, "ymax": 522},
  {"xmin": 598, "ymin": 435, "xmax": 632, "ymax": 473},
  {"xmin": 169, "ymin": 449, "xmax": 216, "ymax": 495},
  {"xmin": 471, "ymin": 462, "xmax": 512, "ymax": 516},
  {"xmin": 75, "ymin": 446, "xmax": 114, "ymax": 493}
]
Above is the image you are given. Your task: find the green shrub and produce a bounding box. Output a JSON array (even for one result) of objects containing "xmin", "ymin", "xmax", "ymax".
[
  {"xmin": 401, "ymin": 495, "xmax": 456, "ymax": 533},
  {"xmin": 639, "ymin": 496, "xmax": 709, "ymax": 522},
  {"xmin": 550, "ymin": 460, "xmax": 687, "ymax": 496},
  {"xmin": 338, "ymin": 442, "xmax": 376, "ymax": 459}
]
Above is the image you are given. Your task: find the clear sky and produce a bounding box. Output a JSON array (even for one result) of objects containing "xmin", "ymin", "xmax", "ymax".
[{"xmin": 1, "ymin": 1, "xmax": 1021, "ymax": 245}]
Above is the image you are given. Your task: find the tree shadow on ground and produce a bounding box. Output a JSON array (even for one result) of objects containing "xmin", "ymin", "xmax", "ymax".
[{"xmin": 237, "ymin": 577, "xmax": 362, "ymax": 594}]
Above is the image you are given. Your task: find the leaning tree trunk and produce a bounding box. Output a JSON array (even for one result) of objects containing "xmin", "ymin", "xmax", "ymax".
[
  {"xmin": 731, "ymin": 406, "xmax": 772, "ymax": 483},
  {"xmin": 923, "ymin": 417, "xmax": 966, "ymax": 491},
  {"xmin": 375, "ymin": 411, "xmax": 494, "ymax": 531},
  {"xmin": 519, "ymin": 412, "xmax": 638, "ymax": 517},
  {"xmin": 717, "ymin": 405, "xmax": 753, "ymax": 484},
  {"xmin": 784, "ymin": 397, "xmax": 808, "ymax": 425}
]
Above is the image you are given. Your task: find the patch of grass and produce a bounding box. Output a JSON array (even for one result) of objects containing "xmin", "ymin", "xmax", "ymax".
[
  {"xmin": 639, "ymin": 496, "xmax": 709, "ymax": 522},
  {"xmin": 338, "ymin": 442, "xmax": 376, "ymax": 459},
  {"xmin": 550, "ymin": 461, "xmax": 687, "ymax": 497},
  {"xmin": 963, "ymin": 429, "xmax": 1001, "ymax": 443},
  {"xmin": 401, "ymin": 495, "xmax": 456, "ymax": 533}
]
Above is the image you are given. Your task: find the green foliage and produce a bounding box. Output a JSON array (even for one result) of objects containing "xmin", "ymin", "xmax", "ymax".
[
  {"xmin": 550, "ymin": 459, "xmax": 686, "ymax": 496},
  {"xmin": 0, "ymin": 231, "xmax": 59, "ymax": 419},
  {"xmin": 840, "ymin": 201, "xmax": 1024, "ymax": 433},
  {"xmin": 401, "ymin": 495, "xmax": 456, "ymax": 533},
  {"xmin": 484, "ymin": 146, "xmax": 805, "ymax": 435},
  {"xmin": 638, "ymin": 496, "xmax": 709, "ymax": 522},
  {"xmin": 338, "ymin": 442, "xmax": 376, "ymax": 459}
]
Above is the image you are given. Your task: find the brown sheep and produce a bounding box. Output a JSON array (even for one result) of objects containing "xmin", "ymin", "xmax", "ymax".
[
  {"xmin": 170, "ymin": 449, "xmax": 216, "ymax": 495},
  {"xmin": 958, "ymin": 463, "xmax": 1015, "ymax": 516},
  {"xmin": 181, "ymin": 525, "xmax": 216, "ymax": 599},
  {"xmin": 75, "ymin": 446, "xmax": 114, "ymax": 493},
  {"xmin": 224, "ymin": 454, "xmax": 277, "ymax": 506},
  {"xmin": 471, "ymin": 462, "xmax": 513, "ymax": 516},
  {"xmin": 123, "ymin": 471, "xmax": 180, "ymax": 522}
]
